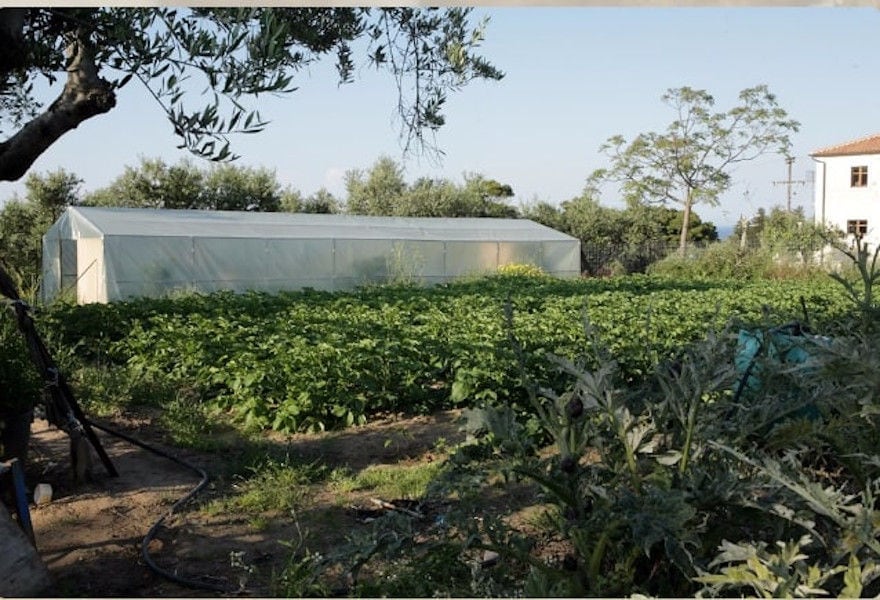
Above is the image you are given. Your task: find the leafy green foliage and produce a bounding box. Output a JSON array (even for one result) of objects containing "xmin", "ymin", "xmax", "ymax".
[
  {"xmin": 648, "ymin": 237, "xmax": 829, "ymax": 281},
  {"xmin": 43, "ymin": 275, "xmax": 851, "ymax": 434},
  {"xmin": 0, "ymin": 309, "xmax": 41, "ymax": 415},
  {"xmin": 0, "ymin": 169, "xmax": 80, "ymax": 288},
  {"xmin": 523, "ymin": 189, "xmax": 718, "ymax": 275},
  {"xmin": 735, "ymin": 205, "xmax": 828, "ymax": 257},
  {"xmin": 654, "ymin": 205, "xmax": 836, "ymax": 282},
  {"xmin": 344, "ymin": 155, "xmax": 517, "ymax": 217},
  {"xmin": 595, "ymin": 85, "xmax": 799, "ymax": 252},
  {"xmin": 344, "ymin": 156, "xmax": 408, "ymax": 215},
  {"xmin": 299, "ymin": 188, "xmax": 340, "ymax": 214},
  {"xmin": 695, "ymin": 535, "xmax": 859, "ymax": 598},
  {"xmin": 82, "ymin": 157, "xmax": 290, "ymax": 211},
  {"xmin": 525, "ymin": 192, "xmax": 717, "ymax": 248},
  {"xmin": 373, "ymin": 250, "xmax": 880, "ymax": 597},
  {"xmin": 826, "ymin": 236, "xmax": 880, "ymax": 331},
  {"xmin": 1, "ymin": 7, "xmax": 503, "ymax": 180}
]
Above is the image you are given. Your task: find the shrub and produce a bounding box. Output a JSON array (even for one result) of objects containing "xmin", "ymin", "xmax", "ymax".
[
  {"xmin": 495, "ymin": 263, "xmax": 545, "ymax": 277},
  {"xmin": 649, "ymin": 241, "xmax": 824, "ymax": 280},
  {"xmin": 0, "ymin": 313, "xmax": 41, "ymax": 416},
  {"xmin": 0, "ymin": 312, "xmax": 42, "ymax": 462}
]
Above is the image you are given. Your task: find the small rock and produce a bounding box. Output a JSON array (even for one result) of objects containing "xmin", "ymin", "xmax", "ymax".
[{"xmin": 481, "ymin": 550, "xmax": 500, "ymax": 568}]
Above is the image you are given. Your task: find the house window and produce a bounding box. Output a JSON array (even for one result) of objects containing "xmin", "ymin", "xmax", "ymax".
[
  {"xmin": 851, "ymin": 166, "xmax": 868, "ymax": 187},
  {"xmin": 847, "ymin": 219, "xmax": 868, "ymax": 237}
]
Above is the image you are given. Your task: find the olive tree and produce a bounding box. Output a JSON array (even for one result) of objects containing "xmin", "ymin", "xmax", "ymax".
[
  {"xmin": 344, "ymin": 156, "xmax": 408, "ymax": 216},
  {"xmin": 0, "ymin": 7, "xmax": 503, "ymax": 182},
  {"xmin": 83, "ymin": 158, "xmax": 289, "ymax": 211},
  {"xmin": 0, "ymin": 169, "xmax": 81, "ymax": 288},
  {"xmin": 344, "ymin": 155, "xmax": 517, "ymax": 217},
  {"xmin": 596, "ymin": 85, "xmax": 799, "ymax": 253}
]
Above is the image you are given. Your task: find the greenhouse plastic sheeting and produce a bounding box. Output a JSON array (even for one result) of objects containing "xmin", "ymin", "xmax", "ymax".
[{"xmin": 42, "ymin": 207, "xmax": 581, "ymax": 303}]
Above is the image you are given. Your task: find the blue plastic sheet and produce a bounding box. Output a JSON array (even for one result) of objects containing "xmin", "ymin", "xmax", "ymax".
[{"xmin": 734, "ymin": 323, "xmax": 829, "ymax": 421}]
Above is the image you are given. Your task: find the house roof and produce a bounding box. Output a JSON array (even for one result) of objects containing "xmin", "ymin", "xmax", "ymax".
[{"xmin": 811, "ymin": 133, "xmax": 880, "ymax": 157}]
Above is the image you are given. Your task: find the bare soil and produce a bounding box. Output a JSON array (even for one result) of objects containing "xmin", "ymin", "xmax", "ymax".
[{"xmin": 22, "ymin": 409, "xmax": 469, "ymax": 597}]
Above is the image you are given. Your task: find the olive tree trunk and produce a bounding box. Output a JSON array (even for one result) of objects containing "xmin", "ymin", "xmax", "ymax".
[{"xmin": 0, "ymin": 18, "xmax": 115, "ymax": 181}]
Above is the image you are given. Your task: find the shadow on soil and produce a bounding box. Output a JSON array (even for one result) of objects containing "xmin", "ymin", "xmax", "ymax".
[{"xmin": 22, "ymin": 409, "xmax": 468, "ymax": 597}]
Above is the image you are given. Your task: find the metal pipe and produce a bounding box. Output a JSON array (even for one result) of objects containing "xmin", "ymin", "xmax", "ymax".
[{"xmin": 811, "ymin": 157, "xmax": 827, "ymax": 229}]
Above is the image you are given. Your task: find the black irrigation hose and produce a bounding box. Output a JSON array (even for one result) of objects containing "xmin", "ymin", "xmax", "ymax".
[
  {"xmin": 84, "ymin": 418, "xmax": 235, "ymax": 594},
  {"xmin": 0, "ymin": 264, "xmax": 230, "ymax": 592}
]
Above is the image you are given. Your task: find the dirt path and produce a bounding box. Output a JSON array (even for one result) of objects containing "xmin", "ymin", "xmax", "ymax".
[
  {"xmin": 23, "ymin": 411, "xmax": 465, "ymax": 597},
  {"xmin": 27, "ymin": 418, "xmax": 220, "ymax": 596}
]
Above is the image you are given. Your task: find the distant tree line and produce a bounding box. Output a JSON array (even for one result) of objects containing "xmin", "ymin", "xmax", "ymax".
[
  {"xmin": 1, "ymin": 154, "xmax": 830, "ymax": 291},
  {"xmin": 0, "ymin": 154, "xmax": 722, "ymax": 289},
  {"xmin": 0, "ymin": 169, "xmax": 78, "ymax": 291}
]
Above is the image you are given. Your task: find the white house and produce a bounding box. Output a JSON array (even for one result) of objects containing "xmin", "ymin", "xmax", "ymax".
[{"xmin": 812, "ymin": 133, "xmax": 880, "ymax": 247}]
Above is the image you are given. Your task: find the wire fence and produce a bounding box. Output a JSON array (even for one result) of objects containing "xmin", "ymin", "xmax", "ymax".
[{"xmin": 580, "ymin": 241, "xmax": 713, "ymax": 275}]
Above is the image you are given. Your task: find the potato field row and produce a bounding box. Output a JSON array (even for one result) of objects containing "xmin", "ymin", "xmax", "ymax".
[{"xmin": 45, "ymin": 274, "xmax": 851, "ymax": 432}]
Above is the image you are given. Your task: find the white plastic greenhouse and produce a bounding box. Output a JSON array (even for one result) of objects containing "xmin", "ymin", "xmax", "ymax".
[{"xmin": 41, "ymin": 207, "xmax": 582, "ymax": 304}]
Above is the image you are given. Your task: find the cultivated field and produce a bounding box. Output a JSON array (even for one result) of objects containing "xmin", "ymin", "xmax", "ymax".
[{"xmin": 26, "ymin": 271, "xmax": 876, "ymax": 596}]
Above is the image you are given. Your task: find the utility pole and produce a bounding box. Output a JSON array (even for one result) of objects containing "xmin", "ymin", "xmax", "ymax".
[
  {"xmin": 805, "ymin": 169, "xmax": 815, "ymax": 206},
  {"xmin": 739, "ymin": 214, "xmax": 749, "ymax": 250},
  {"xmin": 773, "ymin": 156, "xmax": 806, "ymax": 211}
]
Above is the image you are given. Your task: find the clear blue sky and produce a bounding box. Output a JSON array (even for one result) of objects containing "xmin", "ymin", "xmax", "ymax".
[{"xmin": 3, "ymin": 6, "xmax": 880, "ymax": 231}]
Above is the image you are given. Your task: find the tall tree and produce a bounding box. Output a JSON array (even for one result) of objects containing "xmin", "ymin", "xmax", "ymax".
[
  {"xmin": 19, "ymin": 167, "xmax": 81, "ymax": 222},
  {"xmin": 84, "ymin": 158, "xmax": 205, "ymax": 209},
  {"xmin": 596, "ymin": 85, "xmax": 799, "ymax": 253},
  {"xmin": 203, "ymin": 163, "xmax": 282, "ymax": 211},
  {"xmin": 83, "ymin": 157, "xmax": 289, "ymax": 211},
  {"xmin": 0, "ymin": 169, "xmax": 81, "ymax": 287},
  {"xmin": 393, "ymin": 177, "xmax": 453, "ymax": 216},
  {"xmin": 344, "ymin": 156, "xmax": 517, "ymax": 218},
  {"xmin": 302, "ymin": 188, "xmax": 339, "ymax": 214},
  {"xmin": 467, "ymin": 175, "xmax": 514, "ymax": 201},
  {"xmin": 279, "ymin": 188, "xmax": 305, "ymax": 213},
  {"xmin": 0, "ymin": 7, "xmax": 503, "ymax": 181},
  {"xmin": 344, "ymin": 156, "xmax": 407, "ymax": 215},
  {"xmin": 461, "ymin": 173, "xmax": 517, "ymax": 217}
]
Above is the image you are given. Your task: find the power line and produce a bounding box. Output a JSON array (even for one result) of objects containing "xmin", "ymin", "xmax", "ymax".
[{"xmin": 772, "ymin": 156, "xmax": 807, "ymax": 211}]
